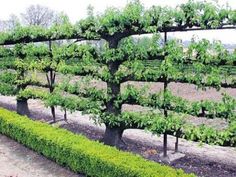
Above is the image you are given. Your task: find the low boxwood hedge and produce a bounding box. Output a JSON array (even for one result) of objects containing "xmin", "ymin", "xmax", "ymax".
[{"xmin": 0, "ymin": 108, "xmax": 194, "ymax": 177}]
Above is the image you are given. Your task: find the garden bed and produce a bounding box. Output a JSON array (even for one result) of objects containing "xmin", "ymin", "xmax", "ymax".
[{"xmin": 0, "ymin": 95, "xmax": 236, "ymax": 177}]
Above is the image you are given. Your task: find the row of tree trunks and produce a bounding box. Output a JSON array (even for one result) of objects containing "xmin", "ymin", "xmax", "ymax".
[{"xmin": 14, "ymin": 34, "xmax": 179, "ymax": 153}]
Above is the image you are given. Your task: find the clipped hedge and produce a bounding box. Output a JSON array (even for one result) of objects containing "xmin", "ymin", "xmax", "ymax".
[{"xmin": 0, "ymin": 108, "xmax": 194, "ymax": 177}]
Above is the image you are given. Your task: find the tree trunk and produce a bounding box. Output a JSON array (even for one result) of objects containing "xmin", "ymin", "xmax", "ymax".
[
  {"xmin": 163, "ymin": 133, "xmax": 168, "ymax": 157},
  {"xmin": 175, "ymin": 130, "xmax": 180, "ymax": 152},
  {"xmin": 47, "ymin": 41, "xmax": 57, "ymax": 123},
  {"xmin": 64, "ymin": 109, "xmax": 67, "ymax": 121},
  {"xmin": 103, "ymin": 127, "xmax": 124, "ymax": 147},
  {"xmin": 51, "ymin": 106, "xmax": 56, "ymax": 123},
  {"xmin": 175, "ymin": 136, "xmax": 179, "ymax": 152},
  {"xmin": 17, "ymin": 98, "xmax": 30, "ymax": 116},
  {"xmin": 102, "ymin": 39, "xmax": 124, "ymax": 147}
]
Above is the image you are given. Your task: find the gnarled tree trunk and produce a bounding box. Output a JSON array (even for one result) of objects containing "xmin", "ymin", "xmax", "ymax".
[
  {"xmin": 102, "ymin": 38, "xmax": 125, "ymax": 147},
  {"xmin": 103, "ymin": 126, "xmax": 124, "ymax": 147},
  {"xmin": 17, "ymin": 98, "xmax": 30, "ymax": 116}
]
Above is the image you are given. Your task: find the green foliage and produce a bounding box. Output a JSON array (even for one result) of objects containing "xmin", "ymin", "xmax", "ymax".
[
  {"xmin": 0, "ymin": 108, "xmax": 194, "ymax": 177},
  {"xmin": 0, "ymin": 83, "xmax": 17, "ymax": 95},
  {"xmin": 0, "ymin": 47, "xmax": 13, "ymax": 57},
  {"xmin": 0, "ymin": 71, "xmax": 16, "ymax": 84},
  {"xmin": 0, "ymin": 1, "xmax": 234, "ymax": 45},
  {"xmin": 0, "ymin": 0, "xmax": 235, "ymax": 149},
  {"xmin": 0, "ymin": 57, "xmax": 15, "ymax": 69},
  {"xmin": 90, "ymin": 0, "xmax": 235, "ymax": 36},
  {"xmin": 17, "ymin": 87, "xmax": 48, "ymax": 100},
  {"xmin": 186, "ymin": 39, "xmax": 235, "ymax": 65},
  {"xmin": 57, "ymin": 79, "xmax": 108, "ymax": 102},
  {"xmin": 114, "ymin": 38, "xmax": 235, "ymax": 88},
  {"xmin": 52, "ymin": 43, "xmax": 98, "ymax": 63},
  {"xmin": 45, "ymin": 92, "xmax": 103, "ymax": 114},
  {"xmin": 183, "ymin": 122, "xmax": 236, "ymax": 146},
  {"xmin": 120, "ymin": 86, "xmax": 236, "ymax": 120},
  {"xmin": 18, "ymin": 88, "xmax": 103, "ymax": 115},
  {"xmin": 149, "ymin": 114, "xmax": 185, "ymax": 135},
  {"xmin": 0, "ymin": 19, "xmax": 98, "ymax": 45},
  {"xmin": 22, "ymin": 43, "xmax": 49, "ymax": 59},
  {"xmin": 118, "ymin": 34, "xmax": 162, "ymax": 61}
]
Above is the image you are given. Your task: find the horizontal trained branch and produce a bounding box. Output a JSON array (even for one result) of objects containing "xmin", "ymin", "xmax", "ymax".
[{"xmin": 118, "ymin": 85, "xmax": 236, "ymax": 120}]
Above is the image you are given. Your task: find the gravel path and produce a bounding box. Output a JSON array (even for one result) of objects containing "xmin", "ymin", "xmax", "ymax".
[{"xmin": 0, "ymin": 135, "xmax": 82, "ymax": 177}]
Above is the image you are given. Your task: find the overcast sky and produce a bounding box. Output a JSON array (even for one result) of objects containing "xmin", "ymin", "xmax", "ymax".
[{"xmin": 0, "ymin": 0, "xmax": 235, "ymax": 44}]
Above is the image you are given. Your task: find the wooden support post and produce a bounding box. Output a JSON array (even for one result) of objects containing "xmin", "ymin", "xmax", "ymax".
[
  {"xmin": 163, "ymin": 31, "xmax": 168, "ymax": 158},
  {"xmin": 48, "ymin": 40, "xmax": 56, "ymax": 123}
]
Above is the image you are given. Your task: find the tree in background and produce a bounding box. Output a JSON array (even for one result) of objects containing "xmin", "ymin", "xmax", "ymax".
[
  {"xmin": 0, "ymin": 14, "xmax": 20, "ymax": 31},
  {"xmin": 0, "ymin": 4, "xmax": 64, "ymax": 31},
  {"xmin": 21, "ymin": 4, "xmax": 59, "ymax": 27}
]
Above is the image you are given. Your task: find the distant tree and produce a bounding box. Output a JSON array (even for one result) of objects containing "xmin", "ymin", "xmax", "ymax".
[
  {"xmin": 0, "ymin": 14, "xmax": 20, "ymax": 31},
  {"xmin": 0, "ymin": 21, "xmax": 6, "ymax": 31},
  {"xmin": 21, "ymin": 4, "xmax": 59, "ymax": 27},
  {"xmin": 7, "ymin": 14, "xmax": 20, "ymax": 29},
  {"xmin": 87, "ymin": 4, "xmax": 94, "ymax": 17}
]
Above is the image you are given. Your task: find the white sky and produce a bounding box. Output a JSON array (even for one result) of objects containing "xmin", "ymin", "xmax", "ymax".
[{"xmin": 0, "ymin": 0, "xmax": 235, "ymax": 43}]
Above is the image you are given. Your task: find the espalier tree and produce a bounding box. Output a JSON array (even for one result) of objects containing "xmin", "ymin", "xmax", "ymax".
[
  {"xmin": 0, "ymin": 41, "xmax": 98, "ymax": 121},
  {"xmin": 72, "ymin": 0, "xmax": 236, "ymax": 149},
  {"xmin": 0, "ymin": 15, "xmax": 98, "ymax": 119},
  {"xmin": 0, "ymin": 44, "xmax": 49, "ymax": 115},
  {"xmin": 0, "ymin": 0, "xmax": 235, "ymax": 158},
  {"xmin": 27, "ymin": 41, "xmax": 98, "ymax": 122},
  {"xmin": 124, "ymin": 37, "xmax": 236, "ymax": 156}
]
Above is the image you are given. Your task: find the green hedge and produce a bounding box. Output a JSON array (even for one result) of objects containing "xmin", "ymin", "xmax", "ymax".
[{"xmin": 0, "ymin": 108, "xmax": 194, "ymax": 177}]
